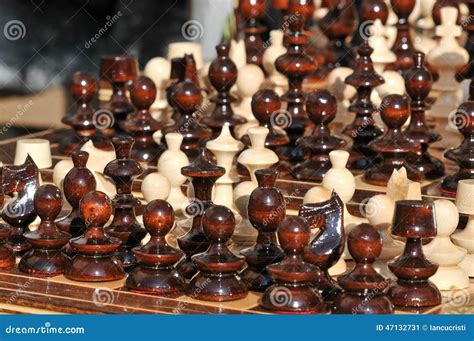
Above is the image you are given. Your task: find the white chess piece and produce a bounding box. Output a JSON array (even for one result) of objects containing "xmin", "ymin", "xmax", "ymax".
[
  {"xmin": 206, "ymin": 123, "xmax": 244, "ymax": 212},
  {"xmin": 141, "ymin": 173, "xmax": 171, "ymax": 203},
  {"xmin": 232, "ymin": 127, "xmax": 278, "ymax": 247},
  {"xmin": 262, "ymin": 30, "xmax": 287, "ymax": 96},
  {"xmin": 414, "ymin": 0, "xmax": 437, "ymax": 54},
  {"xmin": 167, "ymin": 42, "xmax": 203, "ymax": 69},
  {"xmin": 384, "ymin": 0, "xmax": 398, "ymax": 48},
  {"xmin": 368, "ymin": 19, "xmax": 396, "ymax": 75},
  {"xmin": 157, "ymin": 132, "xmax": 190, "ymax": 215},
  {"xmin": 452, "ymin": 179, "xmax": 474, "ymax": 277},
  {"xmin": 427, "ymin": 7, "xmax": 469, "ymax": 117},
  {"xmin": 144, "ymin": 57, "xmax": 171, "ymax": 111},
  {"xmin": 327, "ymin": 67, "xmax": 355, "ymax": 124},
  {"xmin": 80, "ymin": 140, "xmax": 116, "ymax": 197},
  {"xmin": 424, "ymin": 199, "xmax": 470, "ymax": 289},
  {"xmin": 230, "ymin": 39, "xmax": 247, "ymax": 70},
  {"xmin": 303, "ymin": 186, "xmax": 347, "ymax": 276},
  {"xmin": 233, "ymin": 64, "xmax": 265, "ymax": 139}
]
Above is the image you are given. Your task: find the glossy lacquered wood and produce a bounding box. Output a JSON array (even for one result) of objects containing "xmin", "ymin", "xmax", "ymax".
[
  {"xmin": 0, "ymin": 191, "xmax": 14, "ymax": 269},
  {"xmin": 239, "ymin": 0, "xmax": 266, "ymax": 68},
  {"xmin": 389, "ymin": 0, "xmax": 417, "ymax": 73}
]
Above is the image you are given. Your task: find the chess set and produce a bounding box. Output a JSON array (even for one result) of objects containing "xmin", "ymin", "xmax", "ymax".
[{"xmin": 0, "ymin": 0, "xmax": 473, "ymax": 315}]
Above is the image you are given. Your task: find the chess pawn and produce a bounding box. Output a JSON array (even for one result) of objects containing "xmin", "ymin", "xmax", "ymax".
[
  {"xmin": 57, "ymin": 151, "xmax": 97, "ymax": 237},
  {"xmin": 157, "ymin": 133, "xmax": 190, "ymax": 215},
  {"xmin": 126, "ymin": 200, "xmax": 185, "ymax": 295},
  {"xmin": 122, "ymin": 76, "xmax": 164, "ymax": 165},
  {"xmin": 452, "ymin": 179, "xmax": 474, "ymax": 277},
  {"xmin": 333, "ymin": 223, "xmax": 394, "ymax": 314},
  {"xmin": 293, "ymin": 90, "xmax": 346, "ymax": 181},
  {"xmin": 389, "ymin": 0, "xmax": 417, "ymax": 73},
  {"xmin": 19, "ymin": 185, "xmax": 71, "ymax": 276},
  {"xmin": 424, "ymin": 199, "xmax": 470, "ymax": 289},
  {"xmin": 206, "ymin": 123, "xmax": 244, "ymax": 212},
  {"xmin": 368, "ymin": 19, "xmax": 396, "ymax": 75},
  {"xmin": 0, "ymin": 190, "xmax": 15, "ymax": 269},
  {"xmin": 80, "ymin": 140, "xmax": 116, "ymax": 197},
  {"xmin": 262, "ymin": 30, "xmax": 287, "ymax": 96},
  {"xmin": 229, "ymin": 39, "xmax": 247, "ymax": 70},
  {"xmin": 414, "ymin": 0, "xmax": 437, "ymax": 54},
  {"xmin": 261, "ymin": 216, "xmax": 325, "ymax": 313},
  {"xmin": 239, "ymin": 0, "xmax": 266, "ymax": 68},
  {"xmin": 366, "ymin": 194, "xmax": 403, "ymax": 278},
  {"xmin": 241, "ymin": 169, "xmax": 285, "ymax": 291},
  {"xmin": 233, "ymin": 64, "xmax": 265, "ymax": 139},
  {"xmin": 187, "ymin": 205, "xmax": 248, "ymax": 301},
  {"xmin": 66, "ymin": 191, "xmax": 125, "ymax": 281},
  {"xmin": 141, "ymin": 173, "xmax": 171, "ymax": 203},
  {"xmin": 144, "ymin": 57, "xmax": 171, "ymax": 111},
  {"xmin": 388, "ymin": 200, "xmax": 441, "ymax": 308},
  {"xmin": 351, "ymin": 0, "xmax": 389, "ymax": 49},
  {"xmin": 104, "ymin": 136, "xmax": 146, "ymax": 269},
  {"xmin": 201, "ymin": 44, "xmax": 246, "ymax": 136},
  {"xmin": 427, "ymin": 7, "xmax": 469, "ymax": 117},
  {"xmin": 327, "ymin": 67, "xmax": 355, "ymax": 124},
  {"xmin": 365, "ymin": 94, "xmax": 424, "ymax": 186}
]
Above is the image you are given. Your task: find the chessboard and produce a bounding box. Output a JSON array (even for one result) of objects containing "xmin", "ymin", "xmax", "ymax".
[{"xmin": 0, "ymin": 127, "xmax": 472, "ymax": 315}]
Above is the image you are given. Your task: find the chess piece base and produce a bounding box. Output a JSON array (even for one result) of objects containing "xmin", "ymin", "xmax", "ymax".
[
  {"xmin": 126, "ymin": 265, "xmax": 185, "ymax": 296},
  {"xmin": 261, "ymin": 283, "xmax": 326, "ymax": 314},
  {"xmin": 65, "ymin": 254, "xmax": 126, "ymax": 282},
  {"xmin": 332, "ymin": 292, "xmax": 394, "ymax": 314},
  {"xmin": 19, "ymin": 249, "xmax": 69, "ymax": 277},
  {"xmin": 187, "ymin": 272, "xmax": 248, "ymax": 302},
  {"xmin": 388, "ymin": 279, "xmax": 441, "ymax": 307}
]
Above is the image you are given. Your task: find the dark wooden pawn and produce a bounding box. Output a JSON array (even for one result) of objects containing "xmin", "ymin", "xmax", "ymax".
[
  {"xmin": 300, "ymin": 192, "xmax": 345, "ymax": 303},
  {"xmin": 162, "ymin": 66, "xmax": 212, "ymax": 160},
  {"xmin": 60, "ymin": 72, "xmax": 98, "ymax": 154},
  {"xmin": 239, "ymin": 0, "xmax": 266, "ymax": 68},
  {"xmin": 241, "ymin": 90, "xmax": 291, "ymax": 175},
  {"xmin": 441, "ymin": 100, "xmax": 474, "ymax": 196},
  {"xmin": 0, "ymin": 188, "xmax": 14, "ymax": 269},
  {"xmin": 122, "ymin": 76, "xmax": 163, "ymax": 165},
  {"xmin": 275, "ymin": 14, "xmax": 316, "ymax": 163},
  {"xmin": 19, "ymin": 185, "xmax": 71, "ymax": 277},
  {"xmin": 66, "ymin": 191, "xmax": 125, "ymax": 282},
  {"xmin": 2, "ymin": 155, "xmax": 39, "ymax": 254},
  {"xmin": 389, "ymin": 0, "xmax": 417, "ymax": 74},
  {"xmin": 388, "ymin": 200, "xmax": 441, "ymax": 308},
  {"xmin": 201, "ymin": 44, "xmax": 246, "ymax": 136},
  {"xmin": 343, "ymin": 40, "xmax": 384, "ymax": 170},
  {"xmin": 104, "ymin": 136, "xmax": 146, "ymax": 269},
  {"xmin": 365, "ymin": 94, "xmax": 424, "ymax": 186},
  {"xmin": 293, "ymin": 90, "xmax": 346, "ymax": 181},
  {"xmin": 188, "ymin": 205, "xmax": 248, "ymax": 301},
  {"xmin": 351, "ymin": 0, "xmax": 389, "ymax": 49},
  {"xmin": 241, "ymin": 169, "xmax": 285, "ymax": 291},
  {"xmin": 126, "ymin": 199, "xmax": 185, "ymax": 296},
  {"xmin": 100, "ymin": 55, "xmax": 138, "ymax": 133},
  {"xmin": 177, "ymin": 148, "xmax": 225, "ymax": 279},
  {"xmin": 404, "ymin": 52, "xmax": 445, "ymax": 179},
  {"xmin": 261, "ymin": 216, "xmax": 325, "ymax": 313},
  {"xmin": 332, "ymin": 223, "xmax": 394, "ymax": 314},
  {"xmin": 57, "ymin": 151, "xmax": 97, "ymax": 237}
]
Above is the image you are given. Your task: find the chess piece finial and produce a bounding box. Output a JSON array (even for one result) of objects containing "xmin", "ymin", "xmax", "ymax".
[
  {"xmin": 389, "ymin": 0, "xmax": 417, "ymax": 73},
  {"xmin": 352, "ymin": 0, "xmax": 389, "ymax": 48}
]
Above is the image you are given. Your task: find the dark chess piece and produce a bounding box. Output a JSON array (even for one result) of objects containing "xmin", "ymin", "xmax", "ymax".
[
  {"xmin": 351, "ymin": 0, "xmax": 389, "ymax": 49},
  {"xmin": 0, "ymin": 188, "xmax": 14, "ymax": 269},
  {"xmin": 126, "ymin": 199, "xmax": 185, "ymax": 296},
  {"xmin": 59, "ymin": 72, "xmax": 101, "ymax": 154},
  {"xmin": 300, "ymin": 191, "xmax": 345, "ymax": 303},
  {"xmin": 342, "ymin": 39, "xmax": 384, "ymax": 170},
  {"xmin": 388, "ymin": 200, "xmax": 441, "ymax": 308},
  {"xmin": 122, "ymin": 76, "xmax": 164, "ymax": 165},
  {"xmin": 57, "ymin": 151, "xmax": 97, "ymax": 237},
  {"xmin": 162, "ymin": 64, "xmax": 212, "ymax": 160},
  {"xmin": 19, "ymin": 185, "xmax": 71, "ymax": 277},
  {"xmin": 293, "ymin": 90, "xmax": 346, "ymax": 181},
  {"xmin": 275, "ymin": 14, "xmax": 316, "ymax": 163},
  {"xmin": 404, "ymin": 52, "xmax": 445, "ymax": 179},
  {"xmin": 319, "ymin": 0, "xmax": 357, "ymax": 69},
  {"xmin": 188, "ymin": 205, "xmax": 248, "ymax": 301},
  {"xmin": 441, "ymin": 99, "xmax": 474, "ymax": 196},
  {"xmin": 201, "ymin": 44, "xmax": 246, "ymax": 136},
  {"xmin": 239, "ymin": 0, "xmax": 266, "ymax": 68},
  {"xmin": 2, "ymin": 155, "xmax": 39, "ymax": 254},
  {"xmin": 100, "ymin": 55, "xmax": 138, "ymax": 133},
  {"xmin": 104, "ymin": 136, "xmax": 146, "ymax": 270},
  {"xmin": 364, "ymin": 94, "xmax": 424, "ymax": 186},
  {"xmin": 241, "ymin": 169, "xmax": 285, "ymax": 291},
  {"xmin": 288, "ymin": 0, "xmax": 315, "ymax": 27},
  {"xmin": 389, "ymin": 0, "xmax": 417, "ymax": 74},
  {"xmin": 241, "ymin": 89, "xmax": 291, "ymax": 175},
  {"xmin": 261, "ymin": 216, "xmax": 325, "ymax": 313},
  {"xmin": 177, "ymin": 148, "xmax": 225, "ymax": 279},
  {"xmin": 332, "ymin": 223, "xmax": 394, "ymax": 314},
  {"xmin": 66, "ymin": 191, "xmax": 125, "ymax": 282}
]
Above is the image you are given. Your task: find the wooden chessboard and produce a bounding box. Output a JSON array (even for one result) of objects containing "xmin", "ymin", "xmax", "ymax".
[{"xmin": 0, "ymin": 127, "xmax": 472, "ymax": 315}]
